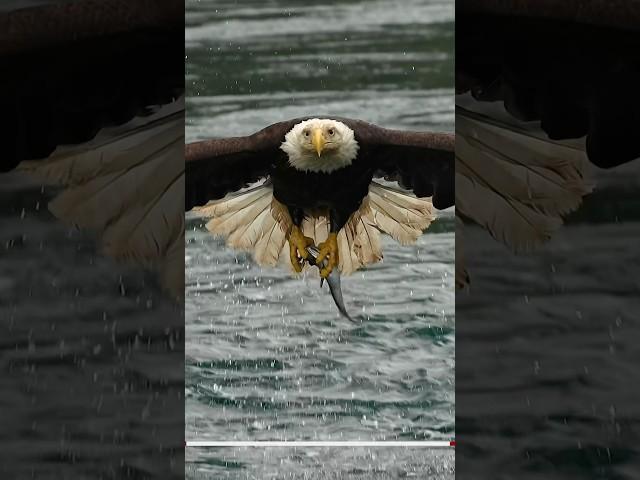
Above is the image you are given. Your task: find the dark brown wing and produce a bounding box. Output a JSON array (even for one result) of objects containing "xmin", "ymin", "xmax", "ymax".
[
  {"xmin": 457, "ymin": 0, "xmax": 640, "ymax": 30},
  {"xmin": 0, "ymin": 0, "xmax": 183, "ymax": 172},
  {"xmin": 456, "ymin": 2, "xmax": 640, "ymax": 168},
  {"xmin": 186, "ymin": 117, "xmax": 455, "ymax": 211},
  {"xmin": 340, "ymin": 119, "xmax": 455, "ymax": 209},
  {"xmin": 185, "ymin": 119, "xmax": 304, "ymax": 211}
]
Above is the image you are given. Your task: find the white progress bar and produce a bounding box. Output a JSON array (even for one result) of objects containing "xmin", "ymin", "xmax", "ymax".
[{"xmin": 186, "ymin": 441, "xmax": 455, "ymax": 448}]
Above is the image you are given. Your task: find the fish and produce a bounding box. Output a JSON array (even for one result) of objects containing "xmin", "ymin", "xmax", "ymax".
[{"xmin": 305, "ymin": 245, "xmax": 356, "ymax": 322}]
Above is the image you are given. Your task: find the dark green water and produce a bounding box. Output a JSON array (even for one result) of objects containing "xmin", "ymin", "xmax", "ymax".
[
  {"xmin": 185, "ymin": 0, "xmax": 454, "ymax": 141},
  {"xmin": 185, "ymin": 0, "xmax": 455, "ymax": 478}
]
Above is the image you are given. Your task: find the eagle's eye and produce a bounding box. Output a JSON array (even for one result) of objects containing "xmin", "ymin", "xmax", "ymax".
[
  {"xmin": 303, "ymin": 130, "xmax": 310, "ymax": 137},
  {"xmin": 328, "ymin": 128, "xmax": 335, "ymax": 136}
]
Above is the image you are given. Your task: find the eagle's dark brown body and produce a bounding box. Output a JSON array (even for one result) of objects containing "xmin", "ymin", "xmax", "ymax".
[{"xmin": 270, "ymin": 150, "xmax": 376, "ymax": 229}]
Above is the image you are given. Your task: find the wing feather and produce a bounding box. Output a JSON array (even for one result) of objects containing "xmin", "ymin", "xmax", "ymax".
[
  {"xmin": 17, "ymin": 101, "xmax": 184, "ymax": 299},
  {"xmin": 456, "ymin": 107, "xmax": 593, "ymax": 254}
]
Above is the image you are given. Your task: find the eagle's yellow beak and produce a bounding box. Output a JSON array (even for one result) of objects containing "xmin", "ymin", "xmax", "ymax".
[{"xmin": 312, "ymin": 128, "xmax": 325, "ymax": 157}]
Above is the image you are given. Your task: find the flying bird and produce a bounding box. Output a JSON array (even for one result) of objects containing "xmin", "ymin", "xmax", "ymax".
[
  {"xmin": 455, "ymin": 0, "xmax": 640, "ymax": 288},
  {"xmin": 186, "ymin": 117, "xmax": 453, "ymax": 279},
  {"xmin": 1, "ymin": 0, "xmax": 185, "ymax": 299}
]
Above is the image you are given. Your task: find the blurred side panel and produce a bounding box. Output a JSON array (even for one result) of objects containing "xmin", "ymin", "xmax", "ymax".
[
  {"xmin": 456, "ymin": 2, "xmax": 640, "ymax": 479},
  {"xmin": 0, "ymin": 1, "xmax": 185, "ymax": 478}
]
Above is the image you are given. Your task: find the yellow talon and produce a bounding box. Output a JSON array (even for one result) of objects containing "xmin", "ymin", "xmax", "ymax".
[
  {"xmin": 288, "ymin": 225, "xmax": 314, "ymax": 273},
  {"xmin": 316, "ymin": 232, "xmax": 339, "ymax": 278}
]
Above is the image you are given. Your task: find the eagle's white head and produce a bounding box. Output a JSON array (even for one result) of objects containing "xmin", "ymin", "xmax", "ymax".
[{"xmin": 280, "ymin": 118, "xmax": 359, "ymax": 173}]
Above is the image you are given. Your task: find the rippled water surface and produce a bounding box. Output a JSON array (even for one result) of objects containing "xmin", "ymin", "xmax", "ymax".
[
  {"xmin": 2, "ymin": 4, "xmax": 185, "ymax": 479},
  {"xmin": 186, "ymin": 446, "xmax": 454, "ymax": 479},
  {"xmin": 0, "ymin": 173, "xmax": 184, "ymax": 479},
  {"xmin": 186, "ymin": 222, "xmax": 454, "ymax": 436},
  {"xmin": 456, "ymin": 158, "xmax": 640, "ymax": 479},
  {"xmin": 185, "ymin": 0, "xmax": 454, "ymax": 142},
  {"xmin": 186, "ymin": 0, "xmax": 454, "ymax": 477}
]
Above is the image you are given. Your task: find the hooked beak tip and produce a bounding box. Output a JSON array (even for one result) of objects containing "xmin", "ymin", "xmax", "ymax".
[{"xmin": 312, "ymin": 129, "xmax": 325, "ymax": 157}]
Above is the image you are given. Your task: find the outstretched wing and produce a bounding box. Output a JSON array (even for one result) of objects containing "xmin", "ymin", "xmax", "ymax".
[
  {"xmin": 186, "ymin": 117, "xmax": 455, "ymax": 210},
  {"xmin": 343, "ymin": 119, "xmax": 454, "ymax": 209},
  {"xmin": 185, "ymin": 119, "xmax": 303, "ymax": 211},
  {"xmin": 0, "ymin": 0, "xmax": 183, "ymax": 172},
  {"xmin": 18, "ymin": 99, "xmax": 185, "ymax": 300},
  {"xmin": 456, "ymin": 2, "xmax": 640, "ymax": 168}
]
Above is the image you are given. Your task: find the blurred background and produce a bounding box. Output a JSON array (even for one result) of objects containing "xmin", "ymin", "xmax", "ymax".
[
  {"xmin": 185, "ymin": 0, "xmax": 455, "ymax": 478},
  {"xmin": 1, "ymin": 1, "xmax": 184, "ymax": 477},
  {"xmin": 455, "ymin": 4, "xmax": 640, "ymax": 479}
]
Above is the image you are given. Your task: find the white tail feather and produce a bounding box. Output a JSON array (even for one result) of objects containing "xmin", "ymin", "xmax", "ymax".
[
  {"xmin": 332, "ymin": 184, "xmax": 435, "ymax": 275},
  {"xmin": 353, "ymin": 213, "xmax": 383, "ymax": 265},
  {"xmin": 194, "ymin": 183, "xmax": 290, "ymax": 268},
  {"xmin": 17, "ymin": 100, "xmax": 185, "ymax": 300},
  {"xmin": 202, "ymin": 187, "xmax": 273, "ymax": 249},
  {"xmin": 301, "ymin": 212, "xmax": 329, "ymax": 245},
  {"xmin": 368, "ymin": 183, "xmax": 434, "ymax": 245}
]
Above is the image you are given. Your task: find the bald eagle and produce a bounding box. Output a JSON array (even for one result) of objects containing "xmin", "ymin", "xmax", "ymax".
[
  {"xmin": 455, "ymin": 0, "xmax": 640, "ymax": 287},
  {"xmin": 2, "ymin": 0, "xmax": 184, "ymax": 299},
  {"xmin": 186, "ymin": 117, "xmax": 454, "ymax": 278}
]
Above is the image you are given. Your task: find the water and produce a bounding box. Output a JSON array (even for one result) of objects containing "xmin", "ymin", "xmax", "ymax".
[
  {"xmin": 185, "ymin": 0, "xmax": 454, "ymax": 142},
  {"xmin": 186, "ymin": 225, "xmax": 454, "ymax": 435},
  {"xmin": 186, "ymin": 446, "xmax": 454, "ymax": 479},
  {"xmin": 0, "ymin": 173, "xmax": 184, "ymax": 478},
  {"xmin": 456, "ymin": 160, "xmax": 640, "ymax": 478},
  {"xmin": 185, "ymin": 0, "xmax": 455, "ymax": 477}
]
